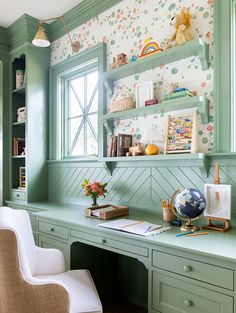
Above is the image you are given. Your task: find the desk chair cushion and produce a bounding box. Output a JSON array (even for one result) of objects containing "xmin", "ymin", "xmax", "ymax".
[{"xmin": 37, "ymin": 270, "xmax": 102, "ymax": 313}]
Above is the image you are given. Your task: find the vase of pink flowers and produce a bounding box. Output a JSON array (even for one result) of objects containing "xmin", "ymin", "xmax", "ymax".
[{"xmin": 81, "ymin": 179, "xmax": 108, "ymax": 207}]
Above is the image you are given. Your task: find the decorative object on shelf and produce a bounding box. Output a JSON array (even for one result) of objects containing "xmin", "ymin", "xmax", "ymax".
[
  {"xmin": 109, "ymin": 53, "xmax": 128, "ymax": 69},
  {"xmin": 167, "ymin": 8, "xmax": 193, "ymax": 48},
  {"xmin": 19, "ymin": 167, "xmax": 26, "ymax": 189},
  {"xmin": 32, "ymin": 16, "xmax": 80, "ymax": 52},
  {"xmin": 142, "ymin": 127, "xmax": 163, "ymax": 155},
  {"xmin": 161, "ymin": 199, "xmax": 176, "ymax": 223},
  {"xmin": 135, "ymin": 81, "xmax": 154, "ymax": 108},
  {"xmin": 145, "ymin": 98, "xmax": 158, "ymax": 106},
  {"xmin": 82, "ymin": 179, "xmax": 108, "ymax": 208},
  {"xmin": 131, "ymin": 55, "xmax": 137, "ymax": 62},
  {"xmin": 16, "ymin": 70, "xmax": 25, "ymax": 89},
  {"xmin": 139, "ymin": 38, "xmax": 162, "ymax": 59},
  {"xmin": 117, "ymin": 134, "xmax": 132, "ymax": 157},
  {"xmin": 164, "ymin": 112, "xmax": 197, "ymax": 154},
  {"xmin": 203, "ymin": 162, "xmax": 231, "ymax": 232},
  {"xmin": 172, "ymin": 188, "xmax": 206, "ymax": 232},
  {"xmin": 127, "ymin": 142, "xmax": 145, "ymax": 156},
  {"xmin": 110, "ymin": 92, "xmax": 135, "ymax": 113},
  {"xmin": 17, "ymin": 107, "xmax": 26, "ymax": 123},
  {"xmin": 85, "ymin": 204, "xmax": 129, "ymax": 220},
  {"xmin": 166, "ymin": 83, "xmax": 179, "ymax": 95},
  {"xmin": 13, "ymin": 137, "xmax": 25, "ymax": 156}
]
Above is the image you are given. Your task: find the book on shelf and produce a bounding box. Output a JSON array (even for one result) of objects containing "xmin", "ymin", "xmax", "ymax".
[
  {"xmin": 117, "ymin": 134, "xmax": 132, "ymax": 157},
  {"xmin": 98, "ymin": 218, "xmax": 170, "ymax": 236},
  {"xmin": 13, "ymin": 137, "xmax": 25, "ymax": 156},
  {"xmin": 109, "ymin": 135, "xmax": 118, "ymax": 157}
]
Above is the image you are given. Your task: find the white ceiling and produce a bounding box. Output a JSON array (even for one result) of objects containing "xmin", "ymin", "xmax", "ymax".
[{"xmin": 0, "ymin": 0, "xmax": 84, "ymax": 27}]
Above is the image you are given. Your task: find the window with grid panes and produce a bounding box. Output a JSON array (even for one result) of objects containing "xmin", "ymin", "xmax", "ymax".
[{"xmin": 64, "ymin": 68, "xmax": 98, "ymax": 157}]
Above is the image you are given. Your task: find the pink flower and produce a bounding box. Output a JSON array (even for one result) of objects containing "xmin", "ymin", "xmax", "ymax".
[
  {"xmin": 208, "ymin": 0, "xmax": 214, "ymax": 5},
  {"xmin": 201, "ymin": 82, "xmax": 206, "ymax": 88},
  {"xmin": 206, "ymin": 32, "xmax": 211, "ymax": 39},
  {"xmin": 207, "ymin": 125, "xmax": 213, "ymax": 131}
]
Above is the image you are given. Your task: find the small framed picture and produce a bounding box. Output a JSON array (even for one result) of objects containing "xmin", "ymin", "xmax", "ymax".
[
  {"xmin": 135, "ymin": 81, "xmax": 153, "ymax": 108},
  {"xmin": 204, "ymin": 184, "xmax": 231, "ymax": 220}
]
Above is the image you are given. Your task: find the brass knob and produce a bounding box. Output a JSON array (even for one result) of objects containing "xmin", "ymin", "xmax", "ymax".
[
  {"xmin": 183, "ymin": 265, "xmax": 192, "ymax": 272},
  {"xmin": 184, "ymin": 300, "xmax": 193, "ymax": 307}
]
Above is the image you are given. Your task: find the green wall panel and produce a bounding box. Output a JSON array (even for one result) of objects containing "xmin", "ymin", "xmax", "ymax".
[{"xmin": 48, "ymin": 163, "xmax": 236, "ymax": 216}]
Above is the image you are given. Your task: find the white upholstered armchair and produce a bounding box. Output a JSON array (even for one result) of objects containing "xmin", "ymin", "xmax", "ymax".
[{"xmin": 0, "ymin": 206, "xmax": 102, "ymax": 313}]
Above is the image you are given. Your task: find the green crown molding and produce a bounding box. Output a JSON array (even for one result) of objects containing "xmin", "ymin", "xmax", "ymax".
[
  {"xmin": 7, "ymin": 14, "xmax": 47, "ymax": 51},
  {"xmin": 48, "ymin": 0, "xmax": 123, "ymax": 42}
]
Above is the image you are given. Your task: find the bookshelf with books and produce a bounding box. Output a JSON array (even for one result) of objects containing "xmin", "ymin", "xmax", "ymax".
[{"xmin": 9, "ymin": 45, "xmax": 49, "ymax": 203}]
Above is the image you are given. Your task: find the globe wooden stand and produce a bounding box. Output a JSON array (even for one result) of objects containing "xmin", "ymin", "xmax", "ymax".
[{"xmin": 180, "ymin": 219, "xmax": 200, "ymax": 232}]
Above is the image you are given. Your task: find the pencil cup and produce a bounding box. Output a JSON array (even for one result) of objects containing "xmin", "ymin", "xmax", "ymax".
[{"xmin": 162, "ymin": 207, "xmax": 176, "ymax": 223}]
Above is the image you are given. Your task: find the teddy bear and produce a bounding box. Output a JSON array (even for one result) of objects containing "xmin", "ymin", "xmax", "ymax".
[{"xmin": 167, "ymin": 8, "xmax": 193, "ymax": 48}]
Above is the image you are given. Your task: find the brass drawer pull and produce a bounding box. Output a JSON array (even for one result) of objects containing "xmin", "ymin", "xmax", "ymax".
[
  {"xmin": 49, "ymin": 228, "xmax": 55, "ymax": 232},
  {"xmin": 101, "ymin": 239, "xmax": 106, "ymax": 244},
  {"xmin": 183, "ymin": 265, "xmax": 192, "ymax": 272},
  {"xmin": 184, "ymin": 300, "xmax": 193, "ymax": 307}
]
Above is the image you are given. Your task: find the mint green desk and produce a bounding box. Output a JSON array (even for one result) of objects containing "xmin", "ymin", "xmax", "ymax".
[{"xmin": 7, "ymin": 201, "xmax": 236, "ymax": 313}]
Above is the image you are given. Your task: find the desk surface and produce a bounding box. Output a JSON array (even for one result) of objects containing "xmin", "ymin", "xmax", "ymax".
[{"xmin": 8, "ymin": 201, "xmax": 236, "ymax": 263}]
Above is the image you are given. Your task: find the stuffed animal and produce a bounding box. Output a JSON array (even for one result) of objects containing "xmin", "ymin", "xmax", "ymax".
[{"xmin": 167, "ymin": 8, "xmax": 193, "ymax": 48}]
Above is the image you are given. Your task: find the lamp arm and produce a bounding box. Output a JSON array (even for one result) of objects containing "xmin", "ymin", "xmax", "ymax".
[{"xmin": 60, "ymin": 16, "xmax": 75, "ymax": 48}]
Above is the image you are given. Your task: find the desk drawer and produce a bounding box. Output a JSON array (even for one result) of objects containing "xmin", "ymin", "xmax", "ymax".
[
  {"xmin": 152, "ymin": 271, "xmax": 233, "ymax": 313},
  {"xmin": 71, "ymin": 229, "xmax": 148, "ymax": 257},
  {"xmin": 38, "ymin": 221, "xmax": 69, "ymax": 241},
  {"xmin": 152, "ymin": 250, "xmax": 234, "ymax": 290},
  {"xmin": 11, "ymin": 189, "xmax": 26, "ymax": 201}
]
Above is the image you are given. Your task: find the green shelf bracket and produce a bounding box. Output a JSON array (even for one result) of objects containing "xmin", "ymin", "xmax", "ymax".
[
  {"xmin": 197, "ymin": 154, "xmax": 209, "ymax": 178},
  {"xmin": 104, "ymin": 78, "xmax": 113, "ymax": 97},
  {"xmin": 197, "ymin": 97, "xmax": 209, "ymax": 124},
  {"xmin": 101, "ymin": 161, "xmax": 113, "ymax": 176},
  {"xmin": 198, "ymin": 40, "xmax": 209, "ymax": 70},
  {"xmin": 103, "ymin": 120, "xmax": 113, "ymax": 136}
]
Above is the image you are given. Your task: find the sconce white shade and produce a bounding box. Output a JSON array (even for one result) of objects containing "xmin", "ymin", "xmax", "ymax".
[
  {"xmin": 142, "ymin": 127, "xmax": 163, "ymax": 143},
  {"xmin": 32, "ymin": 24, "xmax": 50, "ymax": 47}
]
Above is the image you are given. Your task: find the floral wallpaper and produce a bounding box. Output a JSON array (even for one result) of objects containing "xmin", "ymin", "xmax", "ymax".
[{"xmin": 51, "ymin": 0, "xmax": 214, "ymax": 152}]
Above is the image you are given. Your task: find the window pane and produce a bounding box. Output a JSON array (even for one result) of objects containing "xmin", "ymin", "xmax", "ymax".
[
  {"xmin": 88, "ymin": 89, "xmax": 98, "ymax": 113},
  {"xmin": 87, "ymin": 71, "xmax": 98, "ymax": 102},
  {"xmin": 70, "ymin": 76, "xmax": 84, "ymax": 110},
  {"xmin": 69, "ymin": 86, "xmax": 83, "ymax": 117},
  {"xmin": 87, "ymin": 115, "xmax": 98, "ymax": 156},
  {"xmin": 69, "ymin": 117, "xmax": 84, "ymax": 156}
]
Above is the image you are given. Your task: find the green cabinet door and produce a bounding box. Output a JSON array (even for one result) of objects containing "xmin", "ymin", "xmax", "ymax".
[
  {"xmin": 152, "ymin": 271, "xmax": 233, "ymax": 313},
  {"xmin": 38, "ymin": 234, "xmax": 70, "ymax": 270}
]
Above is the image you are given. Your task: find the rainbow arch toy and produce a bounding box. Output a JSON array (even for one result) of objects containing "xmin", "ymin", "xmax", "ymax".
[{"xmin": 140, "ymin": 38, "xmax": 162, "ymax": 58}]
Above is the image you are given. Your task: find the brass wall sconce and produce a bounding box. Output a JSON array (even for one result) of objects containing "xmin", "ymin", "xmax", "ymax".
[{"xmin": 32, "ymin": 15, "xmax": 80, "ymax": 52}]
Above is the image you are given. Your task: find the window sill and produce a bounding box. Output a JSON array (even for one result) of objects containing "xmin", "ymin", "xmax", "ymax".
[{"xmin": 46, "ymin": 157, "xmax": 98, "ymax": 163}]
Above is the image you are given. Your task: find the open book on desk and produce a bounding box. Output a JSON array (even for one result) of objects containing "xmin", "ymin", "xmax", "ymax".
[{"xmin": 98, "ymin": 218, "xmax": 170, "ymax": 237}]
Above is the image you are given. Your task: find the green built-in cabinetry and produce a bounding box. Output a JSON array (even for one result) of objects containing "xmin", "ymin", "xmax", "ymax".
[
  {"xmin": 10, "ymin": 44, "xmax": 49, "ymax": 203},
  {"xmin": 6, "ymin": 202, "xmax": 236, "ymax": 313}
]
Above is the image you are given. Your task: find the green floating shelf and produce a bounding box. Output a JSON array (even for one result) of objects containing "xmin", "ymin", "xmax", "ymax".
[
  {"xmin": 104, "ymin": 38, "xmax": 209, "ymax": 96},
  {"xmin": 102, "ymin": 96, "xmax": 209, "ymax": 129},
  {"xmin": 99, "ymin": 153, "xmax": 208, "ymax": 177},
  {"xmin": 12, "ymin": 121, "xmax": 26, "ymax": 126}
]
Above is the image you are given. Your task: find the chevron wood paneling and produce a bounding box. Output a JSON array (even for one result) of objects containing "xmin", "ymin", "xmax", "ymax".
[{"xmin": 49, "ymin": 164, "xmax": 236, "ymax": 215}]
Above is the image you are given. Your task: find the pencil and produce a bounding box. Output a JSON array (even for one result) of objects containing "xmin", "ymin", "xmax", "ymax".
[{"xmin": 186, "ymin": 232, "xmax": 209, "ymax": 237}]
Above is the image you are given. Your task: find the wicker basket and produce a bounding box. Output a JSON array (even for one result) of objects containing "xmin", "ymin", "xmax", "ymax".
[{"xmin": 110, "ymin": 92, "xmax": 135, "ymax": 113}]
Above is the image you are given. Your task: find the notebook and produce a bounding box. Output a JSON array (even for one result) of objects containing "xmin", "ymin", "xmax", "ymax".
[{"xmin": 98, "ymin": 218, "xmax": 170, "ymax": 236}]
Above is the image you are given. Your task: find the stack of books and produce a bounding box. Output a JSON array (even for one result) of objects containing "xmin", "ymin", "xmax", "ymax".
[{"xmin": 109, "ymin": 134, "xmax": 132, "ymax": 157}]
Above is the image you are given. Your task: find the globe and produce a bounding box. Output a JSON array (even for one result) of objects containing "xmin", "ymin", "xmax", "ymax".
[{"xmin": 175, "ymin": 188, "xmax": 206, "ymax": 220}]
